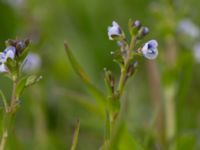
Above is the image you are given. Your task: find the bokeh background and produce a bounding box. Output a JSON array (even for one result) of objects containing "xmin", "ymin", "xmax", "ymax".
[{"xmin": 0, "ymin": 0, "xmax": 200, "ymax": 149}]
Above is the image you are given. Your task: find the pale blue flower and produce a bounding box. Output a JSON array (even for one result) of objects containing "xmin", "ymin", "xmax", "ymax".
[
  {"xmin": 141, "ymin": 40, "xmax": 158, "ymax": 60},
  {"xmin": 0, "ymin": 46, "xmax": 16, "ymax": 63},
  {"xmin": 108, "ymin": 21, "xmax": 122, "ymax": 40},
  {"xmin": 178, "ymin": 19, "xmax": 200, "ymax": 39},
  {"xmin": 0, "ymin": 46, "xmax": 16, "ymax": 73},
  {"xmin": 22, "ymin": 53, "xmax": 41, "ymax": 73}
]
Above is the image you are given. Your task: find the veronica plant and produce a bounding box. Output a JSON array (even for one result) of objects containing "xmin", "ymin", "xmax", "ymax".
[
  {"xmin": 0, "ymin": 39, "xmax": 42, "ymax": 150},
  {"xmin": 64, "ymin": 19, "xmax": 158, "ymax": 150}
]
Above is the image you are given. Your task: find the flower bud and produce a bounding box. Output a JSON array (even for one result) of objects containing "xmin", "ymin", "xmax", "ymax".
[
  {"xmin": 5, "ymin": 39, "xmax": 30, "ymax": 55},
  {"xmin": 104, "ymin": 68, "xmax": 115, "ymax": 94},
  {"xmin": 137, "ymin": 26, "xmax": 149, "ymax": 39},
  {"xmin": 126, "ymin": 61, "xmax": 138, "ymax": 77},
  {"xmin": 128, "ymin": 19, "xmax": 142, "ymax": 36}
]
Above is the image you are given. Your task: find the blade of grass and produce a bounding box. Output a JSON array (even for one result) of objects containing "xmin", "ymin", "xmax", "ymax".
[{"xmin": 70, "ymin": 120, "xmax": 80, "ymax": 150}]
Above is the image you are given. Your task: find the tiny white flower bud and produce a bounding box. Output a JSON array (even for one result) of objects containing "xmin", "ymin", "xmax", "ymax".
[
  {"xmin": 141, "ymin": 40, "xmax": 158, "ymax": 60},
  {"xmin": 108, "ymin": 21, "xmax": 122, "ymax": 40}
]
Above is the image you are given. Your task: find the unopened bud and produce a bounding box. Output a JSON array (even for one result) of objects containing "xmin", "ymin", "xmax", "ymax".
[
  {"xmin": 128, "ymin": 19, "xmax": 142, "ymax": 36},
  {"xmin": 137, "ymin": 26, "xmax": 149, "ymax": 39},
  {"xmin": 126, "ymin": 62, "xmax": 138, "ymax": 77},
  {"xmin": 104, "ymin": 69, "xmax": 115, "ymax": 94}
]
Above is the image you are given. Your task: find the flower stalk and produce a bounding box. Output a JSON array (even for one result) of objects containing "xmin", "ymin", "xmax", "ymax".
[{"xmin": 0, "ymin": 38, "xmax": 41, "ymax": 150}]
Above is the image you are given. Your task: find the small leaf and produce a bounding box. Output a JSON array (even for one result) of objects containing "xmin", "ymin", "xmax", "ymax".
[
  {"xmin": 5, "ymin": 58, "xmax": 17, "ymax": 74},
  {"xmin": 16, "ymin": 46, "xmax": 30, "ymax": 63},
  {"xmin": 25, "ymin": 75, "xmax": 42, "ymax": 87},
  {"xmin": 64, "ymin": 42, "xmax": 106, "ymax": 107}
]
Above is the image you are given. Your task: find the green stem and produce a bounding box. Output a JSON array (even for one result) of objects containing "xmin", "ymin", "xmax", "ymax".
[
  {"xmin": 117, "ymin": 66, "xmax": 127, "ymax": 96},
  {"xmin": 164, "ymin": 85, "xmax": 176, "ymax": 150}
]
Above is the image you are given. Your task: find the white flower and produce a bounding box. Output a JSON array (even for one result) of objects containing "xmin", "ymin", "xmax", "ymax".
[
  {"xmin": 177, "ymin": 19, "xmax": 200, "ymax": 39},
  {"xmin": 193, "ymin": 42, "xmax": 200, "ymax": 63},
  {"xmin": 141, "ymin": 40, "xmax": 158, "ymax": 60},
  {"xmin": 108, "ymin": 21, "xmax": 122, "ymax": 40},
  {"xmin": 22, "ymin": 53, "xmax": 41, "ymax": 73}
]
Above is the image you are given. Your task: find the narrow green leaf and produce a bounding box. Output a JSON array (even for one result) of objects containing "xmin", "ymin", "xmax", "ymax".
[
  {"xmin": 16, "ymin": 43, "xmax": 30, "ymax": 63},
  {"xmin": 64, "ymin": 42, "xmax": 106, "ymax": 106},
  {"xmin": 5, "ymin": 58, "xmax": 17, "ymax": 75},
  {"xmin": 70, "ymin": 120, "xmax": 80, "ymax": 150}
]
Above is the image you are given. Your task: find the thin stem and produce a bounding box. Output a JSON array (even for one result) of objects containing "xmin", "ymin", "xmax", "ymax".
[{"xmin": 164, "ymin": 85, "xmax": 176, "ymax": 150}]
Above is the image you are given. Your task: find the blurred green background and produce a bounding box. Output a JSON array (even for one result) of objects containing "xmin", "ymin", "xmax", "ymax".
[{"xmin": 1, "ymin": 0, "xmax": 200, "ymax": 149}]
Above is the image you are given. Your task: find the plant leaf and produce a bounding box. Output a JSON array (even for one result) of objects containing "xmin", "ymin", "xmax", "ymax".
[{"xmin": 64, "ymin": 42, "xmax": 106, "ymax": 107}]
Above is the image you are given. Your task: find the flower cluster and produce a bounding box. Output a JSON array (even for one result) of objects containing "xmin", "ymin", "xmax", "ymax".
[
  {"xmin": 0, "ymin": 39, "xmax": 30, "ymax": 74},
  {"xmin": 0, "ymin": 39, "xmax": 41, "ymax": 75},
  {"xmin": 107, "ymin": 20, "xmax": 158, "ymax": 60}
]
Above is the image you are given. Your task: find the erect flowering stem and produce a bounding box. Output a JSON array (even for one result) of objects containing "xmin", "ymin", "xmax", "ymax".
[
  {"xmin": 117, "ymin": 64, "xmax": 128, "ymax": 96},
  {"xmin": 0, "ymin": 76, "xmax": 19, "ymax": 150},
  {"xmin": 117, "ymin": 36, "xmax": 136, "ymax": 97}
]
